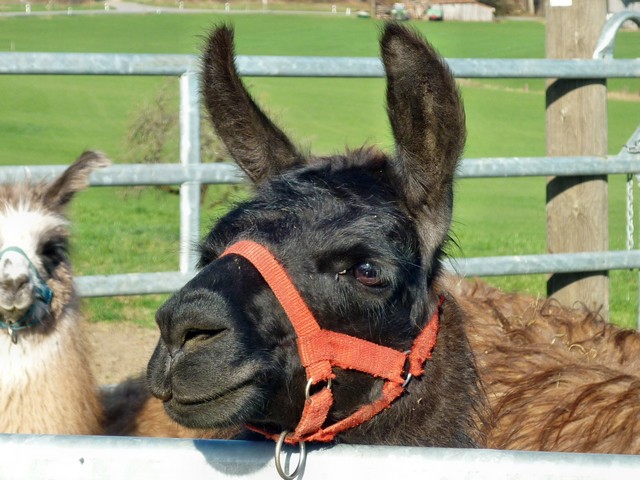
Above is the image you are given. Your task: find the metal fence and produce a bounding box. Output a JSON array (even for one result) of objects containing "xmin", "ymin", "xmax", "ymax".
[
  {"xmin": 1, "ymin": 13, "xmax": 639, "ymax": 305},
  {"xmin": 0, "ymin": 11, "xmax": 640, "ymax": 480}
]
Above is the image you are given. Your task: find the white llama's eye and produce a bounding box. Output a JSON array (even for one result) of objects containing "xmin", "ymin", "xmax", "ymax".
[{"xmin": 39, "ymin": 237, "xmax": 69, "ymax": 274}]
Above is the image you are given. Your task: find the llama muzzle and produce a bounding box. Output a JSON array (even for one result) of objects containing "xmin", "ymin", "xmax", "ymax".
[{"xmin": 0, "ymin": 246, "xmax": 53, "ymax": 343}]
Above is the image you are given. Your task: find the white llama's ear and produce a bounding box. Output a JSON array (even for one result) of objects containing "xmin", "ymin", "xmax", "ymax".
[
  {"xmin": 44, "ymin": 151, "xmax": 110, "ymax": 209},
  {"xmin": 201, "ymin": 25, "xmax": 303, "ymax": 185}
]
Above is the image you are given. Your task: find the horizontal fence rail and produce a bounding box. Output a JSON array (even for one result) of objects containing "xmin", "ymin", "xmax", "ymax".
[
  {"xmin": 2, "ymin": 52, "xmax": 640, "ymax": 78},
  {"xmin": 0, "ymin": 163, "xmax": 243, "ymax": 186},
  {"xmin": 1, "ymin": 435, "xmax": 639, "ymax": 480},
  {"xmin": 70, "ymin": 249, "xmax": 640, "ymax": 298},
  {"xmin": 445, "ymin": 250, "xmax": 640, "ymax": 278},
  {"xmin": 2, "ymin": 152, "xmax": 640, "ymax": 186},
  {"xmin": 76, "ymin": 272, "xmax": 194, "ymax": 297}
]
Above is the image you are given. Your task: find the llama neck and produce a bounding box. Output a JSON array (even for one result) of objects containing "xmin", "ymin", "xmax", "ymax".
[
  {"xmin": 336, "ymin": 299, "xmax": 484, "ymax": 447},
  {"xmin": 0, "ymin": 309, "xmax": 103, "ymax": 435}
]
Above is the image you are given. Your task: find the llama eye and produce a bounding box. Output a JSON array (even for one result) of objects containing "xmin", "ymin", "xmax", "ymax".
[
  {"xmin": 353, "ymin": 262, "xmax": 384, "ymax": 287},
  {"xmin": 39, "ymin": 237, "xmax": 68, "ymax": 275}
]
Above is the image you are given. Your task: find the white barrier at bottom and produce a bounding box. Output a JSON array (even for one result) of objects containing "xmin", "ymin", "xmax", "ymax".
[{"xmin": 1, "ymin": 434, "xmax": 639, "ymax": 480}]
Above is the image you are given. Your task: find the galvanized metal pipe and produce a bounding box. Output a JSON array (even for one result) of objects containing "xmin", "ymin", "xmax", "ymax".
[
  {"xmin": 1, "ymin": 52, "xmax": 639, "ymax": 79},
  {"xmin": 593, "ymin": 11, "xmax": 640, "ymax": 60},
  {"xmin": 0, "ymin": 163, "xmax": 243, "ymax": 186},
  {"xmin": 1, "ymin": 435, "xmax": 639, "ymax": 480},
  {"xmin": 3, "ymin": 153, "xmax": 640, "ymax": 186},
  {"xmin": 444, "ymin": 250, "xmax": 640, "ymax": 278},
  {"xmin": 75, "ymin": 272, "xmax": 193, "ymax": 297},
  {"xmin": 458, "ymin": 155, "xmax": 640, "ymax": 177},
  {"xmin": 179, "ymin": 71, "xmax": 201, "ymax": 274},
  {"xmin": 73, "ymin": 250, "xmax": 640, "ymax": 298},
  {"xmin": 0, "ymin": 52, "xmax": 195, "ymax": 75}
]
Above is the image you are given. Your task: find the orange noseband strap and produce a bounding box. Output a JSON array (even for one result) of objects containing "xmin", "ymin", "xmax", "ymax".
[{"xmin": 221, "ymin": 239, "xmax": 442, "ymax": 444}]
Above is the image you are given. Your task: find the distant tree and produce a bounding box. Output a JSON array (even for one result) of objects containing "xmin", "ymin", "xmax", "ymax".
[{"xmin": 124, "ymin": 80, "xmax": 241, "ymax": 206}]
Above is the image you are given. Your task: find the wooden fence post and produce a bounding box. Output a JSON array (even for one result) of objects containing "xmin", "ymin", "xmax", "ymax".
[{"xmin": 545, "ymin": 0, "xmax": 609, "ymax": 319}]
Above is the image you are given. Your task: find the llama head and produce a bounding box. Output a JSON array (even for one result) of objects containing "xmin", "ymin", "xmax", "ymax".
[
  {"xmin": 148, "ymin": 24, "xmax": 476, "ymax": 445},
  {"xmin": 0, "ymin": 151, "xmax": 109, "ymax": 341}
]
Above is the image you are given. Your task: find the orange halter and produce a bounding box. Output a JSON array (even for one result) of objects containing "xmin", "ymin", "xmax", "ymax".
[{"xmin": 222, "ymin": 239, "xmax": 442, "ymax": 445}]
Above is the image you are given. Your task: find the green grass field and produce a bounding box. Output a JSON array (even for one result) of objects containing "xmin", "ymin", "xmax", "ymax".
[{"xmin": 0, "ymin": 13, "xmax": 638, "ymax": 327}]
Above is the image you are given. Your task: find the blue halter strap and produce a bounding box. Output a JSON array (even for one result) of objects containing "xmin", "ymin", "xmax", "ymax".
[{"xmin": 0, "ymin": 246, "xmax": 54, "ymax": 343}]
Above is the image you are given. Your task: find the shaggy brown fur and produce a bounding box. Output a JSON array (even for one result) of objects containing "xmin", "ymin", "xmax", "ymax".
[{"xmin": 445, "ymin": 274, "xmax": 640, "ymax": 454}]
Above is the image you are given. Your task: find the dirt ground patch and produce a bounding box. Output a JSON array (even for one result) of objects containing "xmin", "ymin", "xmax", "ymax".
[{"xmin": 88, "ymin": 322, "xmax": 160, "ymax": 385}]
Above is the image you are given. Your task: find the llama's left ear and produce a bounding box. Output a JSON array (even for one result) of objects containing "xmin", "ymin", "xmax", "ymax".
[
  {"xmin": 381, "ymin": 23, "xmax": 465, "ymax": 252},
  {"xmin": 44, "ymin": 151, "xmax": 110, "ymax": 210}
]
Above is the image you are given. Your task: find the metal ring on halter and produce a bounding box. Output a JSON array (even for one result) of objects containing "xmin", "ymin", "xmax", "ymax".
[
  {"xmin": 304, "ymin": 377, "xmax": 332, "ymax": 400},
  {"xmin": 402, "ymin": 349, "xmax": 413, "ymax": 388},
  {"xmin": 274, "ymin": 431, "xmax": 307, "ymax": 480}
]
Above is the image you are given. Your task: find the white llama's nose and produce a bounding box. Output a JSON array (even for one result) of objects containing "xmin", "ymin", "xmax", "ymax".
[{"xmin": 0, "ymin": 253, "xmax": 31, "ymax": 296}]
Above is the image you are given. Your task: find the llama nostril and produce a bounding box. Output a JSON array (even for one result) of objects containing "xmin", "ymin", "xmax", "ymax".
[
  {"xmin": 147, "ymin": 341, "xmax": 175, "ymax": 402},
  {"xmin": 13, "ymin": 274, "xmax": 29, "ymax": 292},
  {"xmin": 0, "ymin": 272, "xmax": 30, "ymax": 295}
]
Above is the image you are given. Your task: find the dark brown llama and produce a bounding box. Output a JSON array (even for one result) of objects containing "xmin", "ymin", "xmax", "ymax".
[
  {"xmin": 447, "ymin": 275, "xmax": 640, "ymax": 454},
  {"xmin": 146, "ymin": 21, "xmax": 640, "ymax": 463},
  {"xmin": 147, "ymin": 22, "xmax": 486, "ymax": 451}
]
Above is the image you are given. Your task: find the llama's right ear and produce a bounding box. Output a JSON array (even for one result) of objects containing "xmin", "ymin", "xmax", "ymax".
[
  {"xmin": 381, "ymin": 24, "xmax": 465, "ymax": 254},
  {"xmin": 44, "ymin": 151, "xmax": 110, "ymax": 210},
  {"xmin": 201, "ymin": 25, "xmax": 303, "ymax": 185}
]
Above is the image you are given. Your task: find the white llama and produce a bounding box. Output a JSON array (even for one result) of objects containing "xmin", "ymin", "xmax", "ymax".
[{"xmin": 0, "ymin": 151, "xmax": 108, "ymax": 434}]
